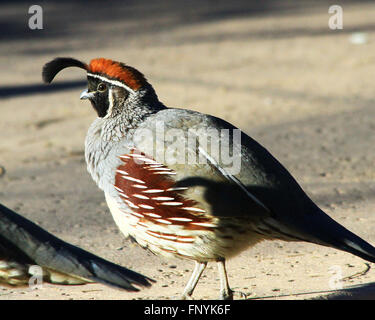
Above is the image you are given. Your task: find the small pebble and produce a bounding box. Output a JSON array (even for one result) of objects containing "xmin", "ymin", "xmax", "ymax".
[{"xmin": 349, "ymin": 32, "xmax": 368, "ymax": 45}]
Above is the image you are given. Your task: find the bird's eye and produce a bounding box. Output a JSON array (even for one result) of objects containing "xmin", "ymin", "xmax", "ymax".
[{"xmin": 97, "ymin": 83, "xmax": 107, "ymax": 92}]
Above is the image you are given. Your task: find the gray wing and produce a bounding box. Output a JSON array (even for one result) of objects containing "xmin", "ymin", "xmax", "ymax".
[{"xmin": 141, "ymin": 108, "xmax": 375, "ymax": 263}]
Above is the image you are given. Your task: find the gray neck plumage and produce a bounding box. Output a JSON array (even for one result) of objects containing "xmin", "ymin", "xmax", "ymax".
[
  {"xmin": 102, "ymin": 84, "xmax": 166, "ymax": 141},
  {"xmin": 85, "ymin": 83, "xmax": 167, "ymax": 190}
]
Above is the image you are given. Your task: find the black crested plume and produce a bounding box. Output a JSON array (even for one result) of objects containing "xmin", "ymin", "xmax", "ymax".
[{"xmin": 42, "ymin": 57, "xmax": 87, "ymax": 83}]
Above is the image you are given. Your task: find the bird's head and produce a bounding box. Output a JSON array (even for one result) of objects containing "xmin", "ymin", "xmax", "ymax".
[{"xmin": 42, "ymin": 57, "xmax": 162, "ymax": 118}]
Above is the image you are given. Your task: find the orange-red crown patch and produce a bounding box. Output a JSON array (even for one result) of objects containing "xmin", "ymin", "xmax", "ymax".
[{"xmin": 88, "ymin": 58, "xmax": 147, "ymax": 91}]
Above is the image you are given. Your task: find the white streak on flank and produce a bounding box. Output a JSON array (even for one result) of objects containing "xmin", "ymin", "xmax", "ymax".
[
  {"xmin": 160, "ymin": 202, "xmax": 183, "ymax": 206},
  {"xmin": 142, "ymin": 159, "xmax": 162, "ymax": 165},
  {"xmin": 124, "ymin": 199, "xmax": 139, "ymax": 209},
  {"xmin": 138, "ymin": 204, "xmax": 154, "ymax": 210},
  {"xmin": 114, "ymin": 186, "xmax": 124, "ymax": 193},
  {"xmin": 198, "ymin": 146, "xmax": 270, "ymax": 212},
  {"xmin": 119, "ymin": 155, "xmax": 130, "ymax": 160},
  {"xmin": 166, "ymin": 187, "xmax": 188, "ymax": 191},
  {"xmin": 149, "ymin": 167, "xmax": 171, "ymax": 171},
  {"xmin": 121, "ymin": 209, "xmax": 134, "ymax": 215},
  {"xmin": 191, "ymin": 222, "xmax": 216, "ymax": 228},
  {"xmin": 160, "ymin": 234, "xmax": 177, "ymax": 241},
  {"xmin": 142, "ymin": 189, "xmax": 164, "ymax": 193},
  {"xmin": 131, "ymin": 157, "xmax": 160, "ymax": 165},
  {"xmin": 177, "ymin": 237, "xmax": 195, "ymax": 243},
  {"xmin": 137, "ymin": 221, "xmax": 149, "ymax": 228},
  {"xmin": 130, "ymin": 156, "xmax": 149, "ymax": 163},
  {"xmin": 130, "ymin": 211, "xmax": 144, "ymax": 218},
  {"xmin": 116, "ymin": 169, "xmax": 129, "ymax": 175},
  {"xmin": 132, "ymin": 194, "xmax": 150, "ymax": 200},
  {"xmin": 153, "ymin": 171, "xmax": 176, "ymax": 175},
  {"xmin": 132, "ymin": 184, "xmax": 148, "ymax": 189},
  {"xmin": 147, "ymin": 230, "xmax": 161, "ymax": 238},
  {"xmin": 87, "ymin": 73, "xmax": 136, "ymax": 94},
  {"xmin": 128, "ymin": 153, "xmax": 146, "ymax": 158},
  {"xmin": 147, "ymin": 164, "xmax": 163, "ymax": 168},
  {"xmin": 168, "ymin": 217, "xmax": 193, "ymax": 222},
  {"xmin": 118, "ymin": 192, "xmax": 129, "ymax": 199},
  {"xmin": 145, "ymin": 213, "xmax": 162, "ymax": 218},
  {"xmin": 160, "ymin": 247, "xmax": 177, "ymax": 253},
  {"xmin": 152, "ymin": 196, "xmax": 175, "ymax": 201},
  {"xmin": 122, "ymin": 176, "xmax": 146, "ymax": 184},
  {"xmin": 156, "ymin": 219, "xmax": 172, "ymax": 225},
  {"xmin": 0, "ymin": 261, "xmax": 11, "ymax": 268},
  {"xmin": 181, "ymin": 207, "xmax": 206, "ymax": 213}
]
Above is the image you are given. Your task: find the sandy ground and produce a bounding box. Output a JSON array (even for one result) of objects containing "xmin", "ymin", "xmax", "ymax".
[{"xmin": 0, "ymin": 0, "xmax": 375, "ymax": 300}]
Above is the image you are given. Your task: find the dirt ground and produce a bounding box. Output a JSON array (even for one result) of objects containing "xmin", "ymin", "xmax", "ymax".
[{"xmin": 0, "ymin": 0, "xmax": 375, "ymax": 300}]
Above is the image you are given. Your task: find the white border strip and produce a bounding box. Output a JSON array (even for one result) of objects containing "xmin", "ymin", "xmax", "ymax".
[{"xmin": 198, "ymin": 146, "xmax": 270, "ymax": 212}]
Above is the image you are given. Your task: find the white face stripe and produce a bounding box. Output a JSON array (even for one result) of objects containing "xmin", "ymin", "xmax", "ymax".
[
  {"xmin": 87, "ymin": 72, "xmax": 136, "ymax": 94},
  {"xmin": 104, "ymin": 87, "xmax": 114, "ymax": 119}
]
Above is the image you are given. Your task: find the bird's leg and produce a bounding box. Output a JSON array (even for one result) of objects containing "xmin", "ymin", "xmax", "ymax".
[
  {"xmin": 180, "ymin": 261, "xmax": 207, "ymax": 300},
  {"xmin": 216, "ymin": 259, "xmax": 248, "ymax": 300},
  {"xmin": 216, "ymin": 259, "xmax": 234, "ymax": 300}
]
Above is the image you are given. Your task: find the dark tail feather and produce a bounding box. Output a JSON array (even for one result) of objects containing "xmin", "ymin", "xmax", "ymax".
[
  {"xmin": 300, "ymin": 208, "xmax": 375, "ymax": 264},
  {"xmin": 52, "ymin": 241, "xmax": 154, "ymax": 290},
  {"xmin": 325, "ymin": 225, "xmax": 375, "ymax": 264},
  {"xmin": 0, "ymin": 202, "xmax": 153, "ymax": 290}
]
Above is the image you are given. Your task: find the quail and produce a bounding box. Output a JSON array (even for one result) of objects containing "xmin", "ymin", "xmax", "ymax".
[
  {"xmin": 43, "ymin": 57, "xmax": 375, "ymax": 299},
  {"xmin": 0, "ymin": 201, "xmax": 152, "ymax": 290}
]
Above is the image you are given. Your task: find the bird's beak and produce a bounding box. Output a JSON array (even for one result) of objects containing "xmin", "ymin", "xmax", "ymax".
[{"xmin": 80, "ymin": 89, "xmax": 95, "ymax": 100}]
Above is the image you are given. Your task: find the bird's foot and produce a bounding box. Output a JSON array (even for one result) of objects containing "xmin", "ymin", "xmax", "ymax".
[
  {"xmin": 180, "ymin": 293, "xmax": 194, "ymax": 300},
  {"xmin": 220, "ymin": 289, "xmax": 248, "ymax": 300}
]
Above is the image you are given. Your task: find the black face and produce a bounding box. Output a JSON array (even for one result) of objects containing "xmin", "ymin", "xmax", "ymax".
[{"xmin": 87, "ymin": 77, "xmax": 110, "ymax": 117}]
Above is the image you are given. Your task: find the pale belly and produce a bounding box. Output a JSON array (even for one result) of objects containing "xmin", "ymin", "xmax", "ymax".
[{"xmin": 105, "ymin": 193, "xmax": 264, "ymax": 262}]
